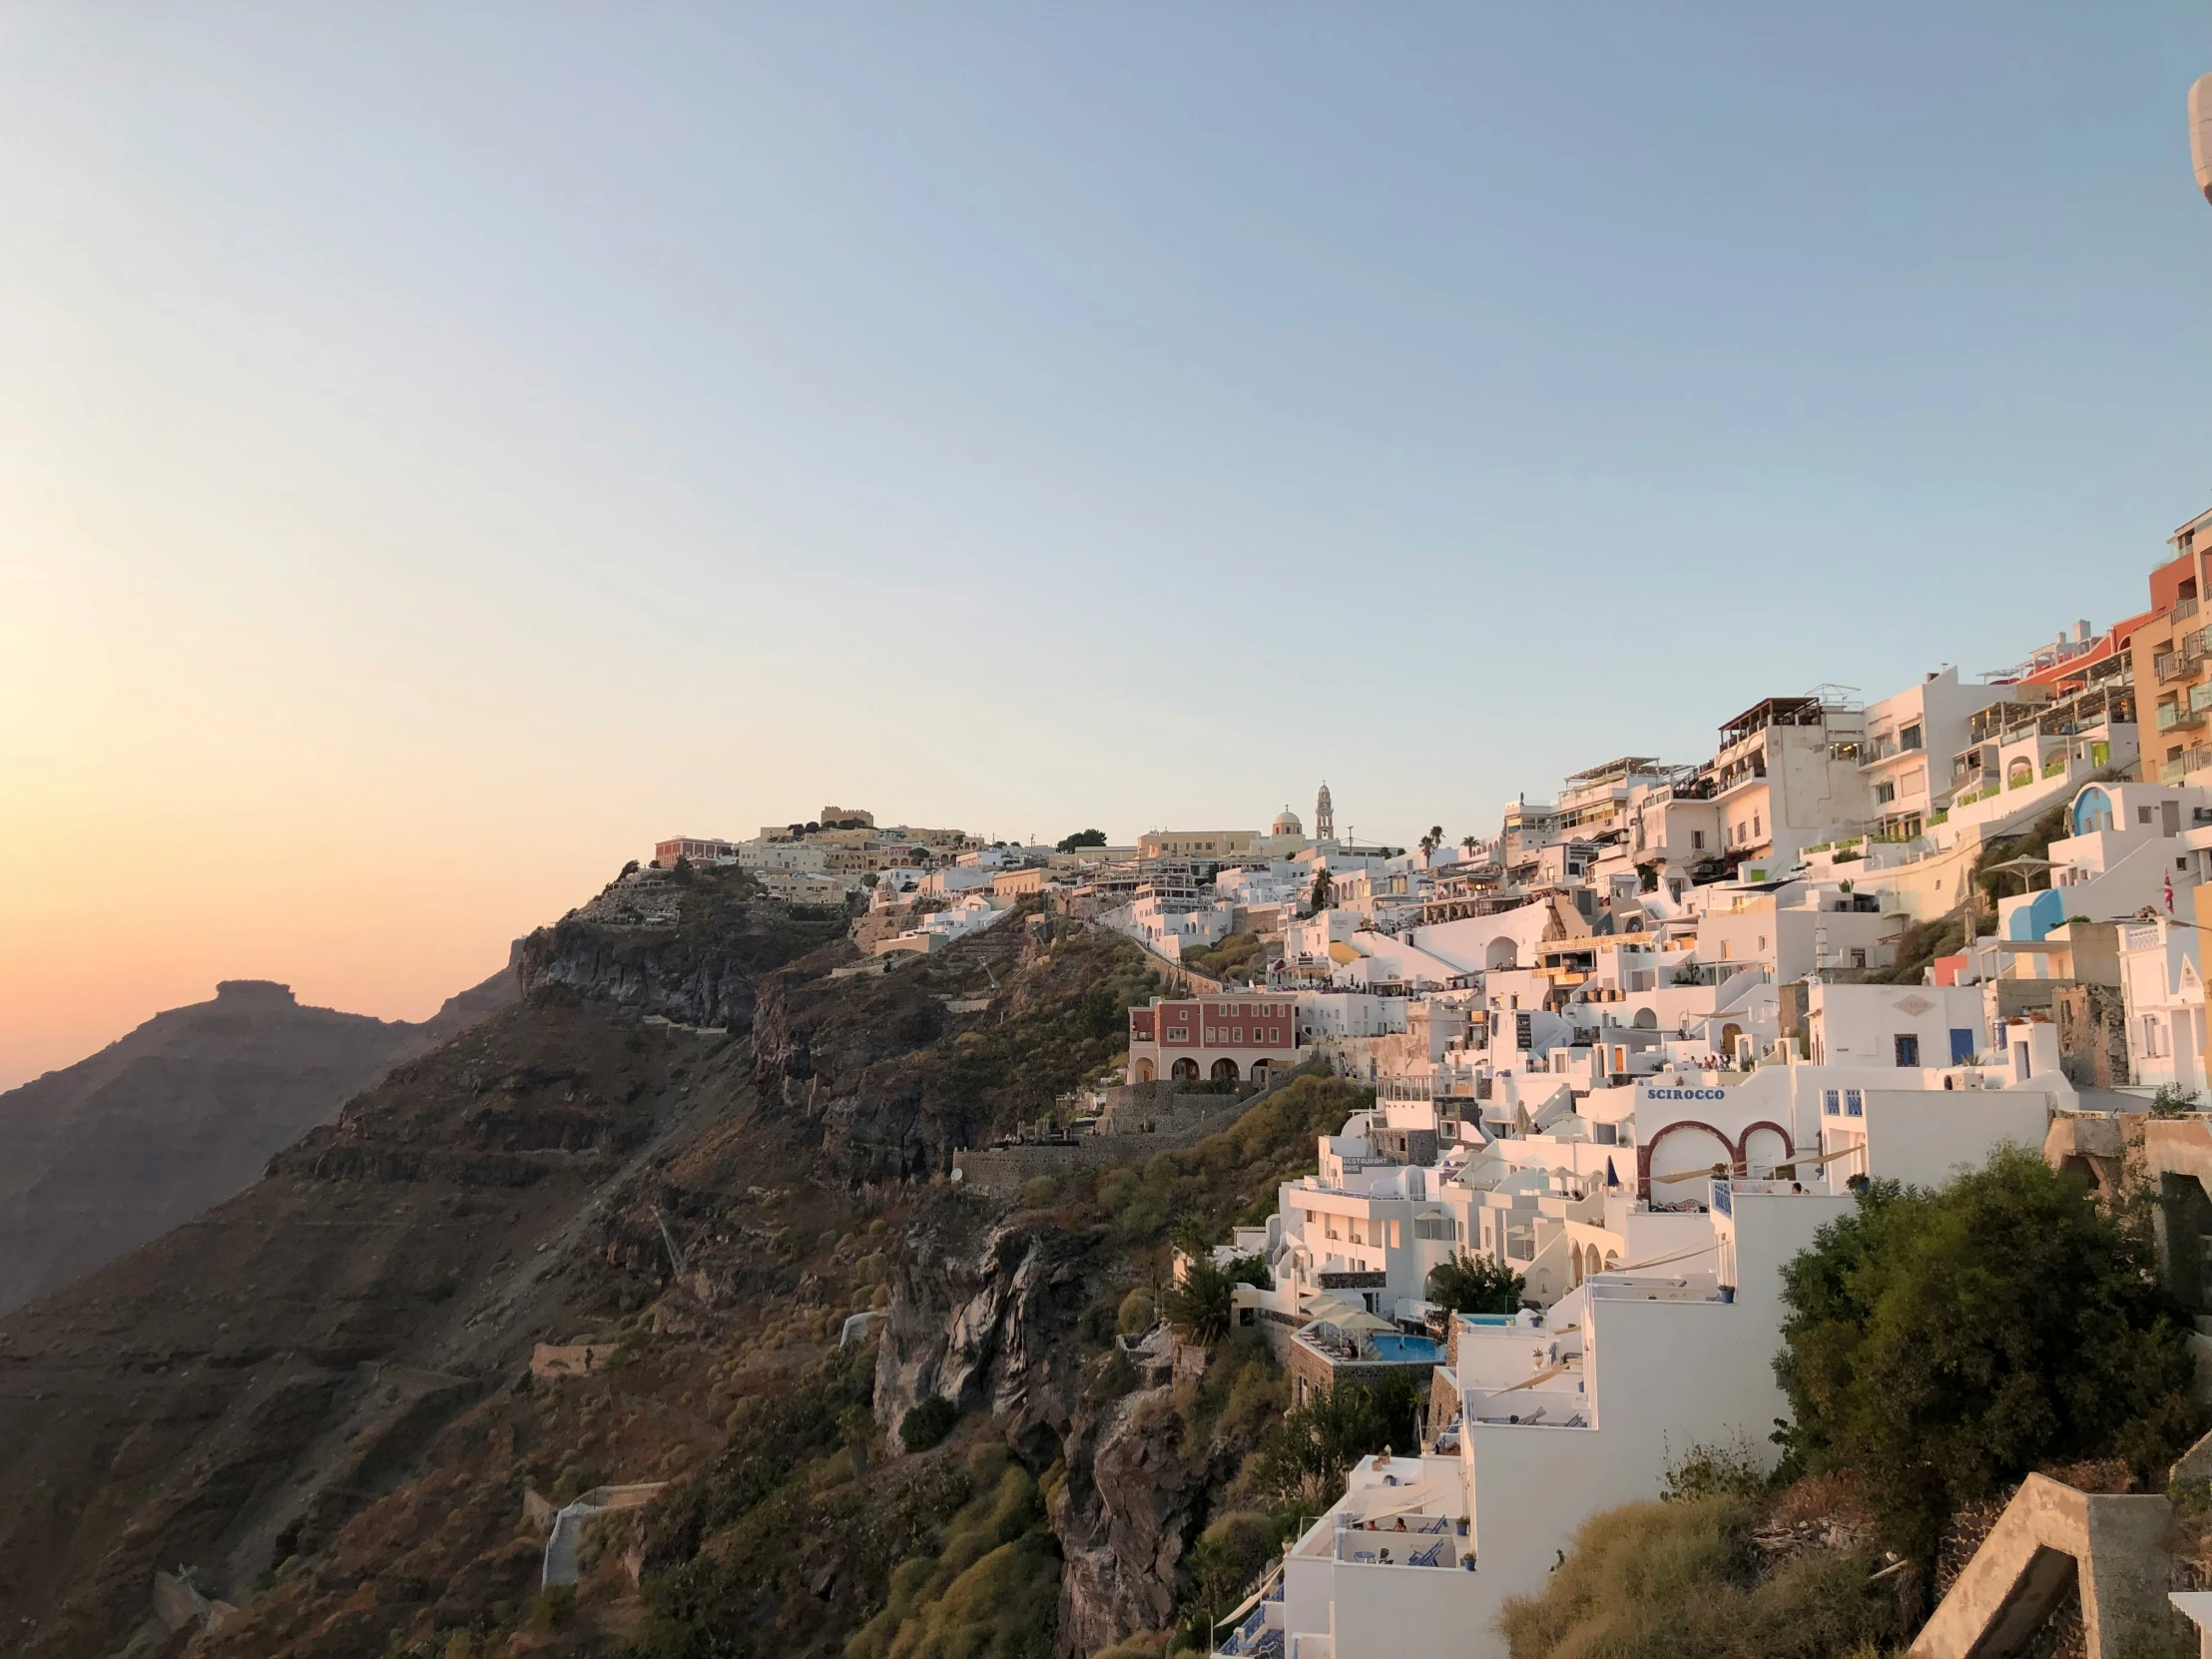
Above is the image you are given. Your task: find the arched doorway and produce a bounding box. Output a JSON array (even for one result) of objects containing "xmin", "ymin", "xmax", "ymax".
[
  {"xmin": 1587, "ymin": 1244, "xmax": 1603, "ymax": 1280},
  {"xmin": 1249, "ymin": 1059, "xmax": 1276, "ymax": 1084},
  {"xmin": 1211, "ymin": 1058, "xmax": 1240, "ymax": 1083},
  {"xmin": 1741, "ymin": 1124, "xmax": 1794, "ymax": 1179},
  {"xmin": 1486, "ymin": 936, "xmax": 1519, "ymax": 971},
  {"xmin": 1719, "ymin": 1022, "xmax": 1743, "ymax": 1062},
  {"xmin": 1633, "ymin": 1008, "xmax": 1658, "ymax": 1030},
  {"xmin": 1646, "ymin": 1121, "xmax": 1733, "ymax": 1194},
  {"xmin": 2007, "ymin": 757, "xmax": 2034, "ymax": 789},
  {"xmin": 1134, "ymin": 1058, "xmax": 1156, "ymax": 1083},
  {"xmin": 1171, "ymin": 1058, "xmax": 1199, "ymax": 1081}
]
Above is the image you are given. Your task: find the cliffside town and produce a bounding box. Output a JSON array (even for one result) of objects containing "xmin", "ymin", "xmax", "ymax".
[{"xmin": 18, "ymin": 510, "xmax": 2212, "ymax": 1658}]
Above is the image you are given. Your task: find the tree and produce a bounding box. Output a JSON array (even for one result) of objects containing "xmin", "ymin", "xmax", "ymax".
[
  {"xmin": 1162, "ymin": 1252, "xmax": 1270, "ymax": 1344},
  {"xmin": 1057, "ymin": 828, "xmax": 1107, "ymax": 852},
  {"xmin": 1460, "ymin": 835, "xmax": 1478, "ymax": 852},
  {"xmin": 1418, "ymin": 826, "xmax": 1444, "ymax": 855},
  {"xmin": 1775, "ymin": 1147, "xmax": 2204, "ymax": 1567},
  {"xmin": 1249, "ymin": 1377, "xmax": 1421, "ymax": 1509},
  {"xmin": 1426, "ymin": 1251, "xmax": 1525, "ymax": 1315},
  {"xmin": 1308, "ymin": 865, "xmax": 1334, "ymax": 915}
]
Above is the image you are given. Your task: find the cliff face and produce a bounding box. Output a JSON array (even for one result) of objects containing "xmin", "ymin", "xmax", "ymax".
[
  {"xmin": 0, "ymin": 992, "xmax": 717, "ymax": 1659},
  {"xmin": 873, "ymin": 1211, "xmax": 1096, "ymax": 1456},
  {"xmin": 1050, "ymin": 1388, "xmax": 1209, "ymax": 1658},
  {"xmin": 753, "ymin": 915, "xmax": 1152, "ymax": 1183},
  {"xmin": 0, "ymin": 966, "xmax": 516, "ymax": 1316},
  {"xmin": 0, "ymin": 873, "xmax": 1217, "ymax": 1659},
  {"xmin": 518, "ymin": 866, "xmax": 851, "ymax": 1030}
]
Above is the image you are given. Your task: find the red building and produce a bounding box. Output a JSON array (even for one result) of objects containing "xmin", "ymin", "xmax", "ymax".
[{"xmin": 1126, "ymin": 994, "xmax": 1306, "ymax": 1084}]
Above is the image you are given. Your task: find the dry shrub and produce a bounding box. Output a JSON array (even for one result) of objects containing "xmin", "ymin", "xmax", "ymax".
[{"xmin": 1498, "ymin": 1494, "xmax": 1909, "ymax": 1659}]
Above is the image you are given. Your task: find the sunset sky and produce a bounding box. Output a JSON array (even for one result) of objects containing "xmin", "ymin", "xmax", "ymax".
[{"xmin": 6, "ymin": 3, "xmax": 2211, "ymax": 1089}]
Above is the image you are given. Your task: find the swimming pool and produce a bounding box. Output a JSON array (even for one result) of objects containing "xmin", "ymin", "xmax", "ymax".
[{"xmin": 1367, "ymin": 1335, "xmax": 1441, "ymax": 1363}]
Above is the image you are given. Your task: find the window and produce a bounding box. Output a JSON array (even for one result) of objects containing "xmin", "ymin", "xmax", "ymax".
[
  {"xmin": 1845, "ymin": 1089, "xmax": 1864, "ymax": 1116},
  {"xmin": 2141, "ymin": 807, "xmax": 2155, "ymax": 825},
  {"xmin": 1692, "ymin": 830, "xmax": 1706, "ymax": 850},
  {"xmin": 1849, "ymin": 948, "xmax": 1867, "ymax": 969},
  {"xmin": 1824, "ymin": 1089, "xmax": 1841, "ymax": 1116},
  {"xmin": 1753, "ymin": 815, "xmax": 1763, "ymax": 837},
  {"xmin": 1895, "ymin": 1033, "xmax": 1921, "ymax": 1067},
  {"xmin": 1874, "ymin": 782, "xmax": 1897, "ymax": 806},
  {"xmin": 1413, "ymin": 1216, "xmax": 1458, "ymax": 1241},
  {"xmin": 1901, "ymin": 723, "xmax": 1923, "ymax": 752},
  {"xmin": 1389, "ymin": 1220, "xmax": 1401, "ymax": 1249}
]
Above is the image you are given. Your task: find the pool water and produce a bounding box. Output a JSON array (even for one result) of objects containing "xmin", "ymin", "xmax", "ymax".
[{"xmin": 1368, "ymin": 1335, "xmax": 1442, "ymax": 1363}]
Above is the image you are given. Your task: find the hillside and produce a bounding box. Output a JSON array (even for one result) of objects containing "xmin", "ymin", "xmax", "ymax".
[
  {"xmin": 0, "ymin": 866, "xmax": 1286, "ymax": 1659},
  {"xmin": 0, "ymin": 962, "xmax": 518, "ymax": 1316}
]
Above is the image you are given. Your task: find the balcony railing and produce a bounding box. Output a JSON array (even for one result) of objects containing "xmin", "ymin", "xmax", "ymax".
[
  {"xmin": 2158, "ymin": 703, "xmax": 2205, "ymax": 733},
  {"xmin": 2178, "ymin": 597, "xmax": 2202, "ymax": 624},
  {"xmin": 2162, "ymin": 747, "xmax": 2212, "ymax": 784}
]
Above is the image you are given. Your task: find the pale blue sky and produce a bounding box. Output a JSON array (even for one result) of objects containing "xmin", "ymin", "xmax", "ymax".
[{"xmin": 4, "ymin": 4, "xmax": 2210, "ymax": 1075}]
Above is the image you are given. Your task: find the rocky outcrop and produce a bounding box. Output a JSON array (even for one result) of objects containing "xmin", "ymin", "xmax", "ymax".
[
  {"xmin": 874, "ymin": 1213, "xmax": 1095, "ymax": 1455},
  {"xmin": 1049, "ymin": 1387, "xmax": 1207, "ymax": 1658},
  {"xmin": 520, "ymin": 867, "xmax": 848, "ymax": 1030},
  {"xmin": 0, "ymin": 966, "xmax": 517, "ymax": 1315}
]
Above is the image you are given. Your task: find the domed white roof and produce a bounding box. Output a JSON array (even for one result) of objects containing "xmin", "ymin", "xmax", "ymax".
[{"xmin": 1272, "ymin": 807, "xmax": 1304, "ymax": 835}]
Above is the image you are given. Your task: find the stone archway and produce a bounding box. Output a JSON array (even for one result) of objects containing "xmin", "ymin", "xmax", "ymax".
[
  {"xmin": 1134, "ymin": 1058, "xmax": 1156, "ymax": 1084},
  {"xmin": 1640, "ymin": 1120, "xmax": 1735, "ymax": 1199},
  {"xmin": 1171, "ymin": 1058, "xmax": 1199, "ymax": 1081},
  {"xmin": 1211, "ymin": 1058, "xmax": 1240, "ymax": 1083}
]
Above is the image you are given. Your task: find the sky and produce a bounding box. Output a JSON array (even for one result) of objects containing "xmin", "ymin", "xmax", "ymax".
[{"xmin": 3, "ymin": 3, "xmax": 2210, "ymax": 1089}]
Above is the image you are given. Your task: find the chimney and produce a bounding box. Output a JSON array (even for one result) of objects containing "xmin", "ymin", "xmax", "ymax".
[{"xmin": 2074, "ymin": 619, "xmax": 2091, "ymax": 644}]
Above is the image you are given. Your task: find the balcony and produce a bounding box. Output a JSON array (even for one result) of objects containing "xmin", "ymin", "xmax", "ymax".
[
  {"xmin": 2158, "ymin": 703, "xmax": 2206, "ymax": 734},
  {"xmin": 2178, "ymin": 596, "xmax": 2202, "ymax": 624},
  {"xmin": 2164, "ymin": 748, "xmax": 2212, "ymax": 785}
]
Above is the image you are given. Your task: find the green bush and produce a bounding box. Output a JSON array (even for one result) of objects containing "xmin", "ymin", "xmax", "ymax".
[
  {"xmin": 1425, "ymin": 1251, "xmax": 1524, "ymax": 1315},
  {"xmin": 1775, "ymin": 1147, "xmax": 2204, "ymax": 1564},
  {"xmin": 1116, "ymin": 1289, "xmax": 1156, "ymax": 1335},
  {"xmin": 846, "ymin": 1444, "xmax": 1057, "ymax": 1659},
  {"xmin": 535, "ymin": 1583, "xmax": 579, "ymax": 1628},
  {"xmin": 900, "ymin": 1396, "xmax": 960, "ymax": 1454}
]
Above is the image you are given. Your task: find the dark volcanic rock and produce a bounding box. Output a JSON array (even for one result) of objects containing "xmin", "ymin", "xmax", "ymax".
[
  {"xmin": 519, "ymin": 867, "xmax": 849, "ymax": 1029},
  {"xmin": 1049, "ymin": 1386, "xmax": 1207, "ymax": 1658},
  {"xmin": 874, "ymin": 1211, "xmax": 1094, "ymax": 1452}
]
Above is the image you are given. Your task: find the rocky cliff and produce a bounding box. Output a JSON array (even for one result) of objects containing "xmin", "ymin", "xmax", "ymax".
[
  {"xmin": 0, "ymin": 963, "xmax": 517, "ymax": 1316},
  {"xmin": 518, "ymin": 863, "xmax": 850, "ymax": 1030},
  {"xmin": 0, "ymin": 868, "xmax": 1311, "ymax": 1659}
]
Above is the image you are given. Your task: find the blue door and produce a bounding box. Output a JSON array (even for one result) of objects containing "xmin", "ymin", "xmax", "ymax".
[{"xmin": 1949, "ymin": 1028, "xmax": 1975, "ymax": 1064}]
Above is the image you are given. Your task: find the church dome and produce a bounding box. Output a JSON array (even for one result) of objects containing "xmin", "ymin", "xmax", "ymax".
[{"xmin": 1272, "ymin": 807, "xmax": 1304, "ymax": 836}]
